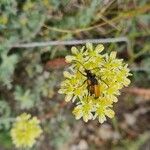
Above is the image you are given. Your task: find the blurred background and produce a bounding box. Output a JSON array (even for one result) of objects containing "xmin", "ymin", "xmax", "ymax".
[{"xmin": 0, "ymin": 0, "xmax": 150, "ymax": 150}]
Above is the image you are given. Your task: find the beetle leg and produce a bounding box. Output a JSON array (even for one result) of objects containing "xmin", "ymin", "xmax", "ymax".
[
  {"xmin": 77, "ymin": 79, "xmax": 87, "ymax": 88},
  {"xmin": 97, "ymin": 76, "xmax": 109, "ymax": 87},
  {"xmin": 78, "ymin": 70, "xmax": 86, "ymax": 76}
]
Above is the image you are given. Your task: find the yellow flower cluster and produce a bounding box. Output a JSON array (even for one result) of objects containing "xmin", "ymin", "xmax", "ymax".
[
  {"xmin": 59, "ymin": 43, "xmax": 131, "ymax": 123},
  {"xmin": 10, "ymin": 113, "xmax": 42, "ymax": 148}
]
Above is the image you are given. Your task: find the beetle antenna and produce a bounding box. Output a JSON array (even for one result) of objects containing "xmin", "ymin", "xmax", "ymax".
[{"xmin": 72, "ymin": 60, "xmax": 86, "ymax": 70}]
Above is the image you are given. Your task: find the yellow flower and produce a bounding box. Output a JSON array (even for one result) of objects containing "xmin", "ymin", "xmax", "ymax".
[
  {"xmin": 58, "ymin": 71, "xmax": 87, "ymax": 102},
  {"xmin": 59, "ymin": 43, "xmax": 131, "ymax": 123},
  {"xmin": 94, "ymin": 98, "xmax": 115, "ymax": 123},
  {"xmin": 73, "ymin": 97, "xmax": 94, "ymax": 122},
  {"xmin": 10, "ymin": 113, "xmax": 42, "ymax": 148},
  {"xmin": 65, "ymin": 46, "xmax": 86, "ymax": 64}
]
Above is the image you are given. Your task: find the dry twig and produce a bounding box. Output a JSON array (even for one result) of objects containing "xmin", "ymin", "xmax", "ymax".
[
  {"xmin": 124, "ymin": 87, "xmax": 150, "ymax": 100},
  {"xmin": 11, "ymin": 37, "xmax": 129, "ymax": 48}
]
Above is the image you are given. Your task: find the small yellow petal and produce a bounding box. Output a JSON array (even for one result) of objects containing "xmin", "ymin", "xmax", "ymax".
[
  {"xmin": 71, "ymin": 47, "xmax": 79, "ymax": 54},
  {"xmin": 72, "ymin": 106, "xmax": 82, "ymax": 119},
  {"xmin": 110, "ymin": 51, "xmax": 117, "ymax": 59},
  {"xmin": 58, "ymin": 89, "xmax": 64, "ymax": 94},
  {"xmin": 95, "ymin": 44, "xmax": 104, "ymax": 53},
  {"xmin": 83, "ymin": 115, "xmax": 89, "ymax": 122},
  {"xmin": 124, "ymin": 78, "xmax": 131, "ymax": 86},
  {"xmin": 98, "ymin": 114, "xmax": 106, "ymax": 123},
  {"xmin": 65, "ymin": 94, "xmax": 73, "ymax": 102},
  {"xmin": 86, "ymin": 43, "xmax": 93, "ymax": 51},
  {"xmin": 105, "ymin": 109, "xmax": 115, "ymax": 118},
  {"xmin": 65, "ymin": 56, "xmax": 74, "ymax": 62},
  {"xmin": 63, "ymin": 71, "xmax": 72, "ymax": 78}
]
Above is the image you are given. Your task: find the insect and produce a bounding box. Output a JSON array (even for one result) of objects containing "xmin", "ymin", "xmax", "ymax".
[
  {"xmin": 73, "ymin": 60, "xmax": 101, "ymax": 98},
  {"xmin": 84, "ymin": 69, "xmax": 100, "ymax": 98}
]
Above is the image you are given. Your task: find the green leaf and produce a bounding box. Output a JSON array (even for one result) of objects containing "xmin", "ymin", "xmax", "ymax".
[
  {"xmin": 0, "ymin": 54, "xmax": 18, "ymax": 88},
  {"xmin": 14, "ymin": 86, "xmax": 36, "ymax": 109}
]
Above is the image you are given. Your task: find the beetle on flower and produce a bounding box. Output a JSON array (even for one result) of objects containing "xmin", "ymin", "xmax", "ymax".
[{"xmin": 59, "ymin": 43, "xmax": 131, "ymax": 123}]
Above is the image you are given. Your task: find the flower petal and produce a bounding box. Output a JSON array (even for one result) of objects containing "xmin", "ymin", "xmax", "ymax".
[
  {"xmin": 71, "ymin": 47, "xmax": 79, "ymax": 54},
  {"xmin": 95, "ymin": 44, "xmax": 104, "ymax": 53},
  {"xmin": 105, "ymin": 109, "xmax": 115, "ymax": 118},
  {"xmin": 86, "ymin": 43, "xmax": 93, "ymax": 51},
  {"xmin": 63, "ymin": 71, "xmax": 72, "ymax": 78},
  {"xmin": 98, "ymin": 114, "xmax": 106, "ymax": 123},
  {"xmin": 110, "ymin": 51, "xmax": 117, "ymax": 59},
  {"xmin": 65, "ymin": 55, "xmax": 75, "ymax": 62},
  {"xmin": 65, "ymin": 94, "xmax": 73, "ymax": 102},
  {"xmin": 72, "ymin": 106, "xmax": 83, "ymax": 120}
]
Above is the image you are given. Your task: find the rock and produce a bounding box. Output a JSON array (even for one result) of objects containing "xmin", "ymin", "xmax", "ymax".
[
  {"xmin": 98, "ymin": 124, "xmax": 120, "ymax": 140},
  {"xmin": 78, "ymin": 140, "xmax": 88, "ymax": 150},
  {"xmin": 124, "ymin": 113, "xmax": 136, "ymax": 126},
  {"xmin": 98, "ymin": 124, "xmax": 113, "ymax": 140},
  {"xmin": 70, "ymin": 139, "xmax": 88, "ymax": 150}
]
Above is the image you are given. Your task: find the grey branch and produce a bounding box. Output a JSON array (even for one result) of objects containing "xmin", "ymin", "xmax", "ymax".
[
  {"xmin": 11, "ymin": 37, "xmax": 130, "ymax": 48},
  {"xmin": 130, "ymin": 67, "xmax": 150, "ymax": 72}
]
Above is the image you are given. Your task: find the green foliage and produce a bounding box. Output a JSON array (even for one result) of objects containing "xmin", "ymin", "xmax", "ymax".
[
  {"xmin": 113, "ymin": 133, "xmax": 150, "ymax": 150},
  {"xmin": 49, "ymin": 116, "xmax": 71, "ymax": 149},
  {"xmin": 0, "ymin": 130, "xmax": 12, "ymax": 149},
  {"xmin": 141, "ymin": 58, "xmax": 150, "ymax": 74},
  {"xmin": 0, "ymin": 54, "xmax": 18, "ymax": 88},
  {"xmin": 51, "ymin": 0, "xmax": 101, "ymax": 29},
  {"xmin": 0, "ymin": 0, "xmax": 45, "ymax": 41},
  {"xmin": 35, "ymin": 71, "xmax": 58, "ymax": 98},
  {"xmin": 0, "ymin": 99, "xmax": 12, "ymax": 129},
  {"xmin": 14, "ymin": 86, "xmax": 37, "ymax": 109}
]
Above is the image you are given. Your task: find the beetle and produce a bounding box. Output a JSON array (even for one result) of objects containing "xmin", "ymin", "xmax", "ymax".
[
  {"xmin": 84, "ymin": 69, "xmax": 100, "ymax": 98},
  {"xmin": 72, "ymin": 60, "xmax": 101, "ymax": 98}
]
